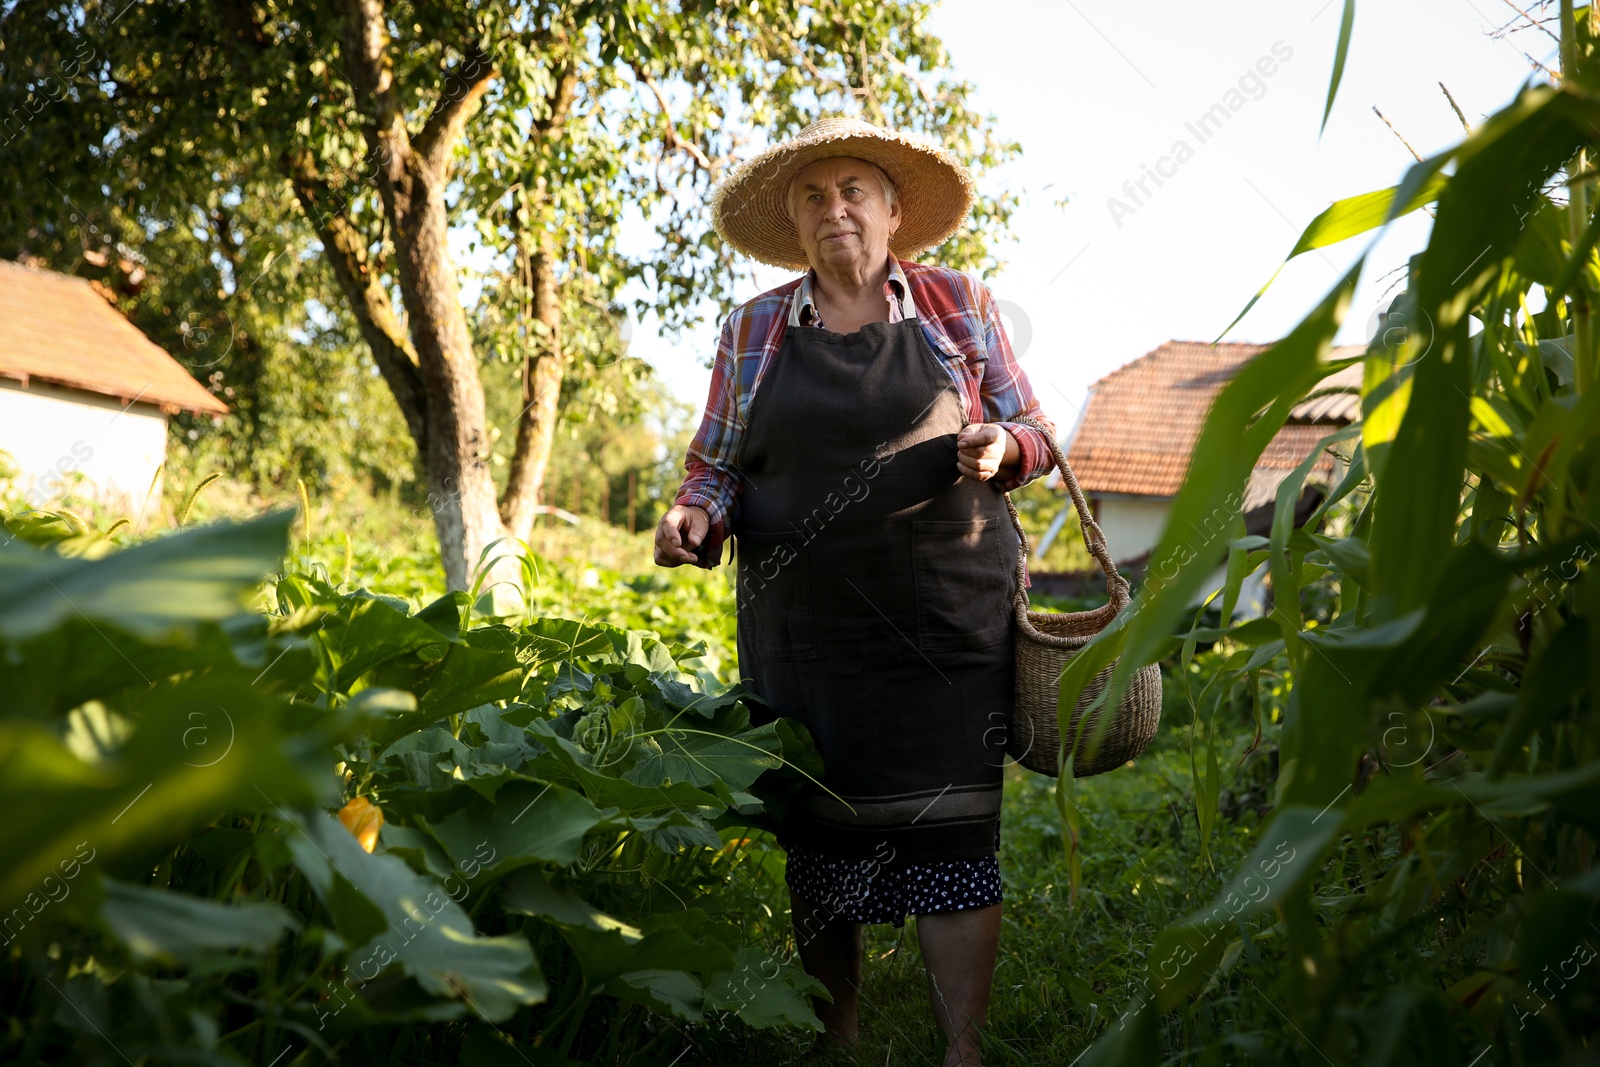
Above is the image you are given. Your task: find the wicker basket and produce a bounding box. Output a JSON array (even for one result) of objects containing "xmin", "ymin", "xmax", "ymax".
[{"xmin": 1003, "ymin": 418, "xmax": 1162, "ymax": 778}]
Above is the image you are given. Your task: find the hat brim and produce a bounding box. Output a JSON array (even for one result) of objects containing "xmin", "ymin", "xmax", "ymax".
[{"xmin": 711, "ymin": 127, "xmax": 975, "ymax": 271}]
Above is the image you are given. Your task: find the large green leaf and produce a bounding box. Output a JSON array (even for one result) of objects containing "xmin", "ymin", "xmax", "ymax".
[
  {"xmin": 703, "ymin": 946, "xmax": 828, "ymax": 1030},
  {"xmin": 321, "ymin": 594, "xmax": 467, "ymax": 692},
  {"xmin": 504, "ymin": 869, "xmax": 738, "ymax": 1004},
  {"xmin": 1217, "ymin": 176, "xmax": 1444, "ymax": 338},
  {"xmin": 0, "ymin": 511, "xmax": 293, "ymax": 642},
  {"xmin": 635, "ymin": 722, "xmax": 785, "ymax": 793},
  {"xmin": 521, "ymin": 720, "xmax": 726, "ymax": 817},
  {"xmin": 367, "ymin": 627, "xmax": 531, "ymax": 746},
  {"xmin": 2, "ymin": 617, "xmax": 243, "ymax": 721},
  {"xmin": 1321, "ymin": 0, "xmax": 1355, "ymax": 135},
  {"xmin": 1279, "ymin": 539, "xmax": 1515, "ymax": 806},
  {"xmin": 611, "ymin": 968, "xmax": 706, "ymax": 1021},
  {"xmin": 554, "ymin": 920, "xmax": 736, "ymax": 986},
  {"xmin": 376, "ymin": 725, "xmax": 476, "ymax": 792},
  {"xmin": 417, "ymin": 778, "xmax": 609, "ymax": 874},
  {"xmin": 284, "ymin": 808, "xmax": 546, "ymax": 1021},
  {"xmin": 0, "ymin": 675, "xmax": 320, "ymax": 912},
  {"xmin": 518, "ymin": 616, "xmax": 677, "ymax": 672},
  {"xmin": 99, "ymin": 877, "xmax": 297, "ymax": 966},
  {"xmin": 1514, "ymin": 195, "xmax": 1573, "ymax": 286},
  {"xmin": 501, "ymin": 867, "xmax": 643, "ymax": 937}
]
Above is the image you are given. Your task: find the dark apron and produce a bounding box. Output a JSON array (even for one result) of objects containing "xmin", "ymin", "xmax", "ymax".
[{"xmin": 733, "ymin": 315, "xmax": 1018, "ymax": 862}]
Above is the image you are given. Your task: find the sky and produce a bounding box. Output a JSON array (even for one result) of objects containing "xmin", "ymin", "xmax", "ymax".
[{"xmin": 626, "ymin": 0, "xmax": 1559, "ymax": 434}]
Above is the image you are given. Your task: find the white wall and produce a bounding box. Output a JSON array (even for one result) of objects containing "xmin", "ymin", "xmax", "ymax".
[
  {"xmin": 0, "ymin": 379, "xmax": 169, "ymax": 524},
  {"xmin": 1096, "ymin": 497, "xmax": 1173, "ymax": 562},
  {"xmin": 1098, "ymin": 496, "xmax": 1269, "ymax": 619}
]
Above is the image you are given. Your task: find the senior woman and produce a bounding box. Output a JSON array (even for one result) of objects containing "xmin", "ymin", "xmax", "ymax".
[{"xmin": 653, "ymin": 117, "xmax": 1054, "ymax": 1066}]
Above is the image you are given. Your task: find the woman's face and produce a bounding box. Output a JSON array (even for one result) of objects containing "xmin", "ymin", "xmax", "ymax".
[{"xmin": 789, "ymin": 156, "xmax": 902, "ymax": 277}]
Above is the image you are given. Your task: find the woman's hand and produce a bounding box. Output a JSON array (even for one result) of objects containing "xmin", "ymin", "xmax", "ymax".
[
  {"xmin": 956, "ymin": 423, "xmax": 1020, "ymax": 482},
  {"xmin": 654, "ymin": 504, "xmax": 710, "ymax": 566}
]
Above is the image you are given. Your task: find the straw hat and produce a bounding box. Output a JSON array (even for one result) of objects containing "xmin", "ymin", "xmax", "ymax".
[{"xmin": 710, "ymin": 116, "xmax": 976, "ymax": 271}]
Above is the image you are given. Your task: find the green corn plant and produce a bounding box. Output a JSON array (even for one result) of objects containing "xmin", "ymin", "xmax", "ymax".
[{"xmin": 1066, "ymin": 3, "xmax": 1600, "ymax": 1063}]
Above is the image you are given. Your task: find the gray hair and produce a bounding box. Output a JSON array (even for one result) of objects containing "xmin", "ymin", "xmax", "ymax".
[{"xmin": 785, "ymin": 159, "xmax": 898, "ymax": 220}]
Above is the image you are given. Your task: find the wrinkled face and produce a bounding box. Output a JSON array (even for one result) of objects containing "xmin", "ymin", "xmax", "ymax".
[{"xmin": 788, "ymin": 156, "xmax": 902, "ymax": 275}]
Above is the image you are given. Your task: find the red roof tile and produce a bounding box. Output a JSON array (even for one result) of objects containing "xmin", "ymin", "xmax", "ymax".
[
  {"xmin": 1065, "ymin": 340, "xmax": 1364, "ymax": 501},
  {"xmin": 0, "ymin": 259, "xmax": 229, "ymax": 417}
]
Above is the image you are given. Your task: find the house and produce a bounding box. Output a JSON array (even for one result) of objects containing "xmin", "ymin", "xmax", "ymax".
[
  {"xmin": 1044, "ymin": 340, "xmax": 1365, "ymax": 616},
  {"xmin": 0, "ymin": 259, "xmax": 228, "ymax": 524}
]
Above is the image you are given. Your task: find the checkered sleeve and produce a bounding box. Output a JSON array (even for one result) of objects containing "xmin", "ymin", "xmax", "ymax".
[
  {"xmin": 673, "ymin": 316, "xmax": 743, "ymax": 568},
  {"xmin": 973, "ymin": 282, "xmax": 1057, "ymax": 490}
]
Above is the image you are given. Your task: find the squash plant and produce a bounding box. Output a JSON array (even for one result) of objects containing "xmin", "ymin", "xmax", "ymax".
[{"xmin": 0, "ymin": 508, "xmax": 823, "ymax": 1065}]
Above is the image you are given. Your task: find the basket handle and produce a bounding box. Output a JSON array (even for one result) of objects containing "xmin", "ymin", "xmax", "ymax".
[{"xmin": 1001, "ymin": 415, "xmax": 1131, "ymax": 615}]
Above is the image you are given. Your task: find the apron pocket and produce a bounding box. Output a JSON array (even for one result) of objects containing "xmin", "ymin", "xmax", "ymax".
[
  {"xmin": 735, "ymin": 530, "xmax": 818, "ymax": 661},
  {"xmin": 912, "ymin": 516, "xmax": 1013, "ymax": 653}
]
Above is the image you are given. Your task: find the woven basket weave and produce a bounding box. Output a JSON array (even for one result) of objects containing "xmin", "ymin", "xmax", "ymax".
[{"xmin": 1004, "ymin": 418, "xmax": 1162, "ymax": 778}]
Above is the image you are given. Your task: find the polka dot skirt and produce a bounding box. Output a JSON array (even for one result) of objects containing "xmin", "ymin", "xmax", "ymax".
[{"xmin": 784, "ymin": 843, "xmax": 1003, "ymax": 928}]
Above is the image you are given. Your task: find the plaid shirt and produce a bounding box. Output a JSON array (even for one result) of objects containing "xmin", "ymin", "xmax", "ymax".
[{"xmin": 674, "ymin": 256, "xmax": 1056, "ymax": 566}]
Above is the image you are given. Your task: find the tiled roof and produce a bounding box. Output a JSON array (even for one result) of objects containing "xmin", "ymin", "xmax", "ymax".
[
  {"xmin": 0, "ymin": 259, "xmax": 228, "ymax": 416},
  {"xmin": 1065, "ymin": 340, "xmax": 1365, "ymax": 502}
]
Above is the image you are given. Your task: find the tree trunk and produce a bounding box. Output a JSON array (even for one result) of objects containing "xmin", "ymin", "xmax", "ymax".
[
  {"xmin": 284, "ymin": 147, "xmax": 429, "ymax": 447},
  {"xmin": 394, "ymin": 158, "xmax": 513, "ymax": 593},
  {"xmin": 329, "ymin": 0, "xmax": 520, "ymax": 599},
  {"xmin": 498, "ymin": 62, "xmax": 578, "ymax": 543},
  {"xmin": 500, "ymin": 230, "xmax": 567, "ymax": 542}
]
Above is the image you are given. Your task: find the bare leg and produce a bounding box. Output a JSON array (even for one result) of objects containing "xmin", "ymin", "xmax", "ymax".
[
  {"xmin": 792, "ymin": 893, "xmax": 864, "ymax": 1046},
  {"xmin": 915, "ymin": 903, "xmax": 1002, "ymax": 1067}
]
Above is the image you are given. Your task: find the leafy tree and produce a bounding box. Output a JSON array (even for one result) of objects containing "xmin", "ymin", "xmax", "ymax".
[
  {"xmin": 0, "ymin": 17, "xmax": 416, "ymax": 508},
  {"xmin": 0, "ymin": 0, "xmax": 1018, "ymax": 590}
]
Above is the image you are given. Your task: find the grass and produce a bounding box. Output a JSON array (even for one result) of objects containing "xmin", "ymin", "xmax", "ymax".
[{"xmin": 685, "ymin": 721, "xmax": 1259, "ymax": 1067}]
